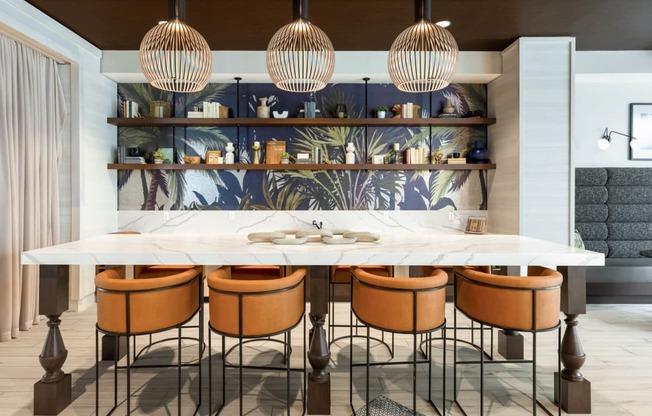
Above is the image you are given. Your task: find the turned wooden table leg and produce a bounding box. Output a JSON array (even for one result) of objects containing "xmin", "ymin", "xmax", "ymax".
[
  {"xmin": 34, "ymin": 265, "xmax": 72, "ymax": 415},
  {"xmin": 307, "ymin": 266, "xmax": 330, "ymax": 414},
  {"xmin": 556, "ymin": 266, "xmax": 591, "ymax": 414},
  {"xmin": 497, "ymin": 266, "xmax": 525, "ymax": 359}
]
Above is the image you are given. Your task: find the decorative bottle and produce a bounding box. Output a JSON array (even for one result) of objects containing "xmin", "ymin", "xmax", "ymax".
[
  {"xmin": 442, "ymin": 99, "xmax": 455, "ymax": 114},
  {"xmin": 257, "ymin": 97, "xmax": 270, "ymax": 118},
  {"xmin": 345, "ymin": 143, "xmax": 355, "ymax": 164},
  {"xmin": 224, "ymin": 142, "xmax": 235, "ymax": 164}
]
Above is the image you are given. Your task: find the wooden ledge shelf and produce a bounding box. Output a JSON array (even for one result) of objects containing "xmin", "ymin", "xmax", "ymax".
[
  {"xmin": 107, "ymin": 117, "xmax": 496, "ymax": 127},
  {"xmin": 107, "ymin": 163, "xmax": 496, "ymax": 171}
]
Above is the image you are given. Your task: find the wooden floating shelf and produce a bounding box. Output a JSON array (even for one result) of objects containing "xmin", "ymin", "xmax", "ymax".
[
  {"xmin": 107, "ymin": 117, "xmax": 496, "ymax": 127},
  {"xmin": 107, "ymin": 163, "xmax": 496, "ymax": 171}
]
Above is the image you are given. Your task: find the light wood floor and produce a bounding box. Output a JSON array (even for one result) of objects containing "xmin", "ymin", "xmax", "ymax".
[{"xmin": 0, "ymin": 303, "xmax": 651, "ymax": 415}]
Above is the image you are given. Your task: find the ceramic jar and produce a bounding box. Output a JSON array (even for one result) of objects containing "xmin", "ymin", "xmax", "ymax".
[
  {"xmin": 468, "ymin": 140, "xmax": 489, "ymax": 163},
  {"xmin": 442, "ymin": 99, "xmax": 455, "ymax": 114}
]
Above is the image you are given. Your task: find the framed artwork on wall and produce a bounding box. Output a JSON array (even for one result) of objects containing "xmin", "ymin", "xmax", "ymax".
[{"xmin": 629, "ymin": 103, "xmax": 652, "ymax": 160}]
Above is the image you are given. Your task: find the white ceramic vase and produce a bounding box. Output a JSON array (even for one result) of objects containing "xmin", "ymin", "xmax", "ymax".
[
  {"xmin": 257, "ymin": 97, "xmax": 270, "ymax": 118},
  {"xmin": 224, "ymin": 142, "xmax": 235, "ymax": 164}
]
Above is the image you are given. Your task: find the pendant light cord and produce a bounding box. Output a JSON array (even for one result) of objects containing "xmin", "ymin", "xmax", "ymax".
[
  {"xmin": 415, "ymin": 0, "xmax": 431, "ymax": 21},
  {"xmin": 293, "ymin": 0, "xmax": 309, "ymax": 20},
  {"xmin": 169, "ymin": 0, "xmax": 186, "ymax": 21}
]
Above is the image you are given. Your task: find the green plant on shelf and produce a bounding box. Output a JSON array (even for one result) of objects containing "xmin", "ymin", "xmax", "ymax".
[
  {"xmin": 375, "ymin": 105, "xmax": 389, "ymax": 119},
  {"xmin": 152, "ymin": 150, "xmax": 171, "ymax": 164}
]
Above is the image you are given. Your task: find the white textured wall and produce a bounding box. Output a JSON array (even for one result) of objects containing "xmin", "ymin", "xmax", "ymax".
[
  {"xmin": 1, "ymin": 0, "xmax": 117, "ymax": 310},
  {"xmin": 575, "ymin": 79, "xmax": 652, "ymax": 167},
  {"xmin": 488, "ymin": 38, "xmax": 574, "ymax": 245},
  {"xmin": 519, "ymin": 38, "xmax": 573, "ymax": 245}
]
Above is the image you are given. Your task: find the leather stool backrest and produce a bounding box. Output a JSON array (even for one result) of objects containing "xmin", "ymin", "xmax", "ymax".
[
  {"xmin": 330, "ymin": 265, "xmax": 391, "ymax": 284},
  {"xmin": 352, "ymin": 267, "xmax": 447, "ymax": 333},
  {"xmin": 208, "ymin": 268, "xmax": 306, "ymax": 338},
  {"xmin": 230, "ymin": 265, "xmax": 284, "ymax": 280},
  {"xmin": 95, "ymin": 267, "xmax": 202, "ymax": 335},
  {"xmin": 454, "ymin": 266, "xmax": 563, "ymax": 331}
]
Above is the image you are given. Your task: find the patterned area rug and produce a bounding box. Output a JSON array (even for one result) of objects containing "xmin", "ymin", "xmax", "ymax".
[{"xmin": 356, "ymin": 395, "xmax": 425, "ymax": 416}]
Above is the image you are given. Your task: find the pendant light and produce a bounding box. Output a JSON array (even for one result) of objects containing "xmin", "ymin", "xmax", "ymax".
[
  {"xmin": 388, "ymin": 0, "xmax": 458, "ymax": 93},
  {"xmin": 266, "ymin": 0, "xmax": 335, "ymax": 93},
  {"xmin": 139, "ymin": 0, "xmax": 212, "ymax": 93}
]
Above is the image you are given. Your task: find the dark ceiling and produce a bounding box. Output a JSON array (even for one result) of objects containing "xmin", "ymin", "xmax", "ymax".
[{"xmin": 24, "ymin": 0, "xmax": 652, "ymax": 51}]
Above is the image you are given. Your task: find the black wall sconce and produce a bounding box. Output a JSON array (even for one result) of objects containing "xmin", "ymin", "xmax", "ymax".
[{"xmin": 598, "ymin": 127, "xmax": 640, "ymax": 150}]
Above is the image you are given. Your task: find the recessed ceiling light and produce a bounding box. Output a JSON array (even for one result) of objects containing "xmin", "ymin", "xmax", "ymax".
[{"xmin": 436, "ymin": 20, "xmax": 451, "ymax": 28}]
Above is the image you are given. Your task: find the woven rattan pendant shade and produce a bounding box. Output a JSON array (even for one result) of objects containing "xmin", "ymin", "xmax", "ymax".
[
  {"xmin": 388, "ymin": 0, "xmax": 458, "ymax": 93},
  {"xmin": 266, "ymin": 0, "xmax": 335, "ymax": 93},
  {"xmin": 139, "ymin": 1, "xmax": 211, "ymax": 93}
]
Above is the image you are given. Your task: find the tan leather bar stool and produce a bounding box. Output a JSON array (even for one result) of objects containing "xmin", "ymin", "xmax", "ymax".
[
  {"xmin": 95, "ymin": 266, "xmax": 203, "ymax": 415},
  {"xmin": 129, "ymin": 265, "xmax": 205, "ymax": 364},
  {"xmin": 329, "ymin": 265, "xmax": 394, "ymax": 355},
  {"xmin": 350, "ymin": 266, "xmax": 447, "ymax": 415},
  {"xmin": 453, "ymin": 266, "xmax": 562, "ymax": 416},
  {"xmin": 417, "ymin": 266, "xmax": 494, "ymax": 360},
  {"xmin": 207, "ymin": 267, "xmax": 307, "ymax": 415}
]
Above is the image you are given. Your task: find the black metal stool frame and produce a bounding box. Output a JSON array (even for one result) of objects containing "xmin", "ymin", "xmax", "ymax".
[
  {"xmin": 208, "ymin": 277, "xmax": 307, "ymax": 416},
  {"xmin": 349, "ymin": 274, "xmax": 446, "ymax": 416},
  {"xmin": 95, "ymin": 273, "xmax": 204, "ymax": 416},
  {"xmin": 453, "ymin": 271, "xmax": 562, "ymax": 416},
  {"xmin": 329, "ymin": 276, "xmax": 395, "ymax": 357}
]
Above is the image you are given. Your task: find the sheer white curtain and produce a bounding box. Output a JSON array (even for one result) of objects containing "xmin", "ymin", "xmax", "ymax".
[{"xmin": 0, "ymin": 34, "xmax": 67, "ymax": 342}]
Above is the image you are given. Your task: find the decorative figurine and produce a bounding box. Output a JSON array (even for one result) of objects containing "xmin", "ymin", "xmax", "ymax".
[
  {"xmin": 224, "ymin": 142, "xmax": 235, "ymax": 164},
  {"xmin": 345, "ymin": 143, "xmax": 355, "ymax": 164},
  {"xmin": 433, "ymin": 149, "xmax": 443, "ymax": 164}
]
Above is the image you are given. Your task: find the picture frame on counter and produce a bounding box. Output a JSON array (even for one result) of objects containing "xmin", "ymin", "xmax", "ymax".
[
  {"xmin": 206, "ymin": 150, "xmax": 222, "ymax": 164},
  {"xmin": 464, "ymin": 216, "xmax": 487, "ymax": 234}
]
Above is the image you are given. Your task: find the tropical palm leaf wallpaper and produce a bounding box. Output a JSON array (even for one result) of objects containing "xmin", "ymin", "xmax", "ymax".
[{"xmin": 117, "ymin": 82, "xmax": 488, "ymax": 211}]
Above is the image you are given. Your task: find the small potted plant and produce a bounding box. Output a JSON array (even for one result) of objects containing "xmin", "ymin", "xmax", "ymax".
[
  {"xmin": 375, "ymin": 105, "xmax": 389, "ymax": 119},
  {"xmin": 153, "ymin": 149, "xmax": 165, "ymax": 164},
  {"xmin": 280, "ymin": 151, "xmax": 291, "ymax": 164}
]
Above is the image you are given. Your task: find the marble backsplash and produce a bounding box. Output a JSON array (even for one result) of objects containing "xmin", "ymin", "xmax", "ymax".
[{"xmin": 118, "ymin": 209, "xmax": 487, "ymax": 235}]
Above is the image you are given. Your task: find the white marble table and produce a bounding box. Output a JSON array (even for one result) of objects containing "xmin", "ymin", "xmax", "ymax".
[
  {"xmin": 22, "ymin": 232, "xmax": 603, "ymax": 267},
  {"xmin": 22, "ymin": 233, "xmax": 603, "ymax": 415}
]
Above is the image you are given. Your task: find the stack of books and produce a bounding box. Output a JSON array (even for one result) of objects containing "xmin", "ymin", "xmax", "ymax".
[
  {"xmin": 202, "ymin": 102, "xmax": 229, "ymax": 118},
  {"xmin": 123, "ymin": 156, "xmax": 146, "ymax": 164},
  {"xmin": 122, "ymin": 100, "xmax": 139, "ymax": 118},
  {"xmin": 117, "ymin": 146, "xmax": 126, "ymax": 163},
  {"xmin": 295, "ymin": 153, "xmax": 312, "ymax": 164},
  {"xmin": 401, "ymin": 103, "xmax": 419, "ymax": 119},
  {"xmin": 404, "ymin": 147, "xmax": 429, "ymax": 164},
  {"xmin": 447, "ymin": 157, "xmax": 467, "ymax": 164}
]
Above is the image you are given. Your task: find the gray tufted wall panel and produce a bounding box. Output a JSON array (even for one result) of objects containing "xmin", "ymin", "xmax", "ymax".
[{"xmin": 576, "ymin": 168, "xmax": 652, "ymax": 258}]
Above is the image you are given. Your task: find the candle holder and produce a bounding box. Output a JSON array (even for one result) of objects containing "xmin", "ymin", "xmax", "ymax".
[{"xmin": 252, "ymin": 141, "xmax": 261, "ymax": 164}]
